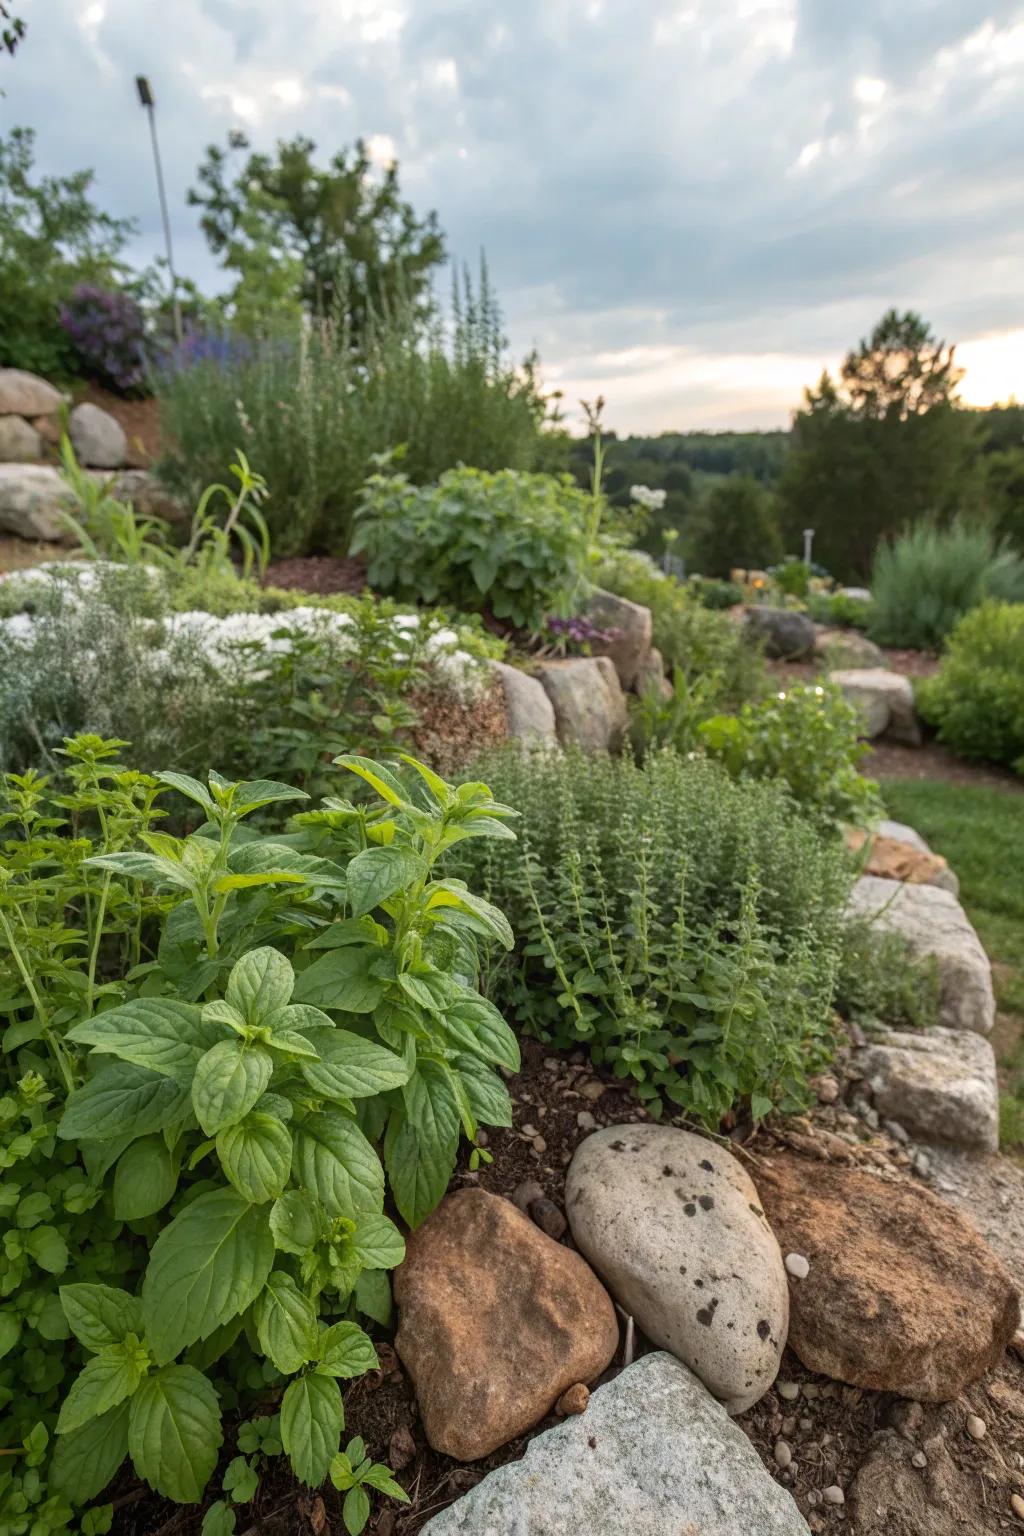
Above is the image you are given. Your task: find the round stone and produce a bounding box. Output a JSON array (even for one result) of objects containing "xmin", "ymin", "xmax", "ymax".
[
  {"xmin": 966, "ymin": 1414, "xmax": 987, "ymax": 1441},
  {"xmin": 773, "ymin": 1440, "xmax": 792, "ymax": 1469},
  {"xmin": 785, "ymin": 1253, "xmax": 810, "ymax": 1279},
  {"xmin": 823, "ymin": 1485, "xmax": 845, "ymax": 1505}
]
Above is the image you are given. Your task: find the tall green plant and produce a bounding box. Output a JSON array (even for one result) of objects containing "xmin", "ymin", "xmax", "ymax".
[
  {"xmin": 156, "ymin": 267, "xmax": 555, "ymax": 555},
  {"xmin": 917, "ymin": 601, "xmax": 1024, "ymax": 771},
  {"xmin": 1, "ymin": 742, "xmax": 518, "ymax": 1526},
  {"xmin": 459, "ymin": 747, "xmax": 849, "ymax": 1124},
  {"xmin": 868, "ymin": 520, "xmax": 1024, "ymax": 650}
]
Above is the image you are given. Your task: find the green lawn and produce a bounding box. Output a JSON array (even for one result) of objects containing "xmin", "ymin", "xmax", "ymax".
[{"xmin": 880, "ymin": 778, "xmax": 1024, "ymax": 1143}]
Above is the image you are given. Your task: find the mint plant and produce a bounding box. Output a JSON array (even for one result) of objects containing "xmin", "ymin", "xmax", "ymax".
[{"xmin": 1, "ymin": 740, "xmax": 518, "ymax": 1520}]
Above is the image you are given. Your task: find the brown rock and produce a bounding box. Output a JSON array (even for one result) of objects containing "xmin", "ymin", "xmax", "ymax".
[
  {"xmin": 388, "ymin": 1424, "xmax": 416, "ymax": 1471},
  {"xmin": 529, "ymin": 1197, "xmax": 567, "ymax": 1240},
  {"xmin": 555, "ymin": 1382, "xmax": 590, "ymax": 1415},
  {"xmin": 846, "ymin": 828, "xmax": 954, "ymax": 890},
  {"xmin": 394, "ymin": 1188, "xmax": 619, "ymax": 1460},
  {"xmin": 754, "ymin": 1153, "xmax": 1018, "ymax": 1401}
]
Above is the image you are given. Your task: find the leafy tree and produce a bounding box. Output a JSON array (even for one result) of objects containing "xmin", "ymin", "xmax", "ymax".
[
  {"xmin": 687, "ymin": 475, "xmax": 782, "ymax": 577},
  {"xmin": 779, "ymin": 310, "xmax": 981, "ymax": 579},
  {"xmin": 986, "ymin": 447, "xmax": 1024, "ymax": 551},
  {"xmin": 0, "ymin": 128, "xmax": 137, "ymax": 376},
  {"xmin": 189, "ymin": 133, "xmax": 445, "ymax": 338},
  {"xmin": 1, "ymin": 2, "xmax": 24, "ymax": 57}
]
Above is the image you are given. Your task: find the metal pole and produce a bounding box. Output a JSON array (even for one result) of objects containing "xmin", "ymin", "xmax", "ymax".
[{"xmin": 138, "ymin": 81, "xmax": 182, "ymax": 343}]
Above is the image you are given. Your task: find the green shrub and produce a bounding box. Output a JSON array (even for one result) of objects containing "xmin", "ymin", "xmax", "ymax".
[
  {"xmin": 352, "ymin": 465, "xmax": 592, "ymax": 633},
  {"xmin": 835, "ymin": 921, "xmax": 941, "ymax": 1031},
  {"xmin": 460, "ymin": 747, "xmax": 850, "ymax": 1125},
  {"xmin": 595, "ymin": 545, "xmax": 765, "ymax": 707},
  {"xmin": 0, "ymin": 741, "xmax": 516, "ymax": 1526},
  {"xmin": 697, "ymin": 683, "xmax": 881, "ymax": 831},
  {"xmin": 687, "ymin": 575, "xmax": 743, "ymax": 610},
  {"xmin": 916, "ymin": 601, "xmax": 1024, "ymax": 771},
  {"xmin": 805, "ymin": 590, "xmax": 873, "ymax": 631},
  {"xmin": 155, "ymin": 277, "xmax": 556, "ymax": 557},
  {"xmin": 868, "ymin": 520, "xmax": 1024, "ymax": 651}
]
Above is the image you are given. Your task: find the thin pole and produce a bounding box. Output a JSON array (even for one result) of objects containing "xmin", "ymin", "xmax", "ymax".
[{"xmin": 143, "ymin": 99, "xmax": 182, "ymax": 343}]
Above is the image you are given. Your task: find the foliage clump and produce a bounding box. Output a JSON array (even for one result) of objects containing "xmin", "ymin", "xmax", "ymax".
[
  {"xmin": 459, "ymin": 746, "xmax": 850, "ymax": 1125},
  {"xmin": 353, "ymin": 465, "xmax": 592, "ymax": 633},
  {"xmin": 868, "ymin": 521, "xmax": 1024, "ymax": 652},
  {"xmin": 916, "ymin": 601, "xmax": 1024, "ymax": 773},
  {"xmin": 0, "ymin": 741, "xmax": 517, "ymax": 1527}
]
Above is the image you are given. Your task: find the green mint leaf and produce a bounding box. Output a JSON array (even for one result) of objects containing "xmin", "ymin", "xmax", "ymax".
[
  {"xmin": 216, "ymin": 1112, "xmax": 292, "ymax": 1204},
  {"xmin": 60, "ymin": 1284, "xmax": 144, "ymax": 1353},
  {"xmin": 280, "ymin": 1373, "xmax": 343, "ymax": 1488},
  {"xmin": 192, "ymin": 1041, "xmax": 274, "ymax": 1137},
  {"xmin": 128, "ymin": 1365, "xmax": 222, "ymax": 1504}
]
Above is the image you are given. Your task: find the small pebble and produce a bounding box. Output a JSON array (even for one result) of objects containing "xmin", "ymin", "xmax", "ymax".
[
  {"xmin": 773, "ymin": 1440, "xmax": 793, "ymax": 1469},
  {"xmin": 823, "ymin": 1485, "xmax": 845, "ymax": 1505},
  {"xmin": 816, "ymin": 1075, "xmax": 840, "ymax": 1104},
  {"xmin": 1012, "ymin": 1492, "xmax": 1024, "ymax": 1521},
  {"xmin": 555, "ymin": 1382, "xmax": 590, "ymax": 1416},
  {"xmin": 475, "ymin": 1129, "xmax": 489, "ymax": 1148},
  {"xmin": 578, "ymin": 1079, "xmax": 606, "ymax": 1101},
  {"xmin": 532, "ymin": 1135, "xmax": 548, "ymax": 1154},
  {"xmin": 966, "ymin": 1414, "xmax": 987, "ymax": 1441},
  {"xmin": 521, "ymin": 1123, "xmax": 539, "ymax": 1138},
  {"xmin": 543, "ymin": 1057, "xmax": 560, "ymax": 1071},
  {"xmin": 912, "ymin": 1150, "xmax": 931, "ymax": 1177},
  {"xmin": 785, "ymin": 1253, "xmax": 810, "ymax": 1279},
  {"xmin": 511, "ymin": 1179, "xmax": 545, "ymax": 1213},
  {"xmin": 912, "ymin": 1451, "xmax": 927, "ymax": 1468},
  {"xmin": 576, "ymin": 1110, "xmax": 597, "ymax": 1131},
  {"xmin": 800, "ymin": 1417, "xmax": 813, "ymax": 1431},
  {"xmin": 388, "ymin": 1425, "xmax": 416, "ymax": 1471},
  {"xmin": 528, "ymin": 1197, "xmax": 566, "ymax": 1240},
  {"xmin": 802, "ymin": 1383, "xmax": 820, "ymax": 1400},
  {"xmin": 883, "ymin": 1119, "xmax": 909, "ymax": 1144},
  {"xmin": 777, "ymin": 1381, "xmax": 800, "ymax": 1401}
]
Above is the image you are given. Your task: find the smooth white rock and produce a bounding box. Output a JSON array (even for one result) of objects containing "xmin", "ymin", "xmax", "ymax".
[
  {"xmin": 0, "ymin": 415, "xmax": 42, "ymax": 462},
  {"xmin": 847, "ymin": 876, "xmax": 995, "ymax": 1035},
  {"xmin": 69, "ymin": 401, "xmax": 127, "ymax": 468},
  {"xmin": 420, "ymin": 1352, "xmax": 810, "ymax": 1535},
  {"xmin": 566, "ymin": 1124, "xmax": 788, "ymax": 1413},
  {"xmin": 830, "ymin": 667, "xmax": 921, "ymax": 746}
]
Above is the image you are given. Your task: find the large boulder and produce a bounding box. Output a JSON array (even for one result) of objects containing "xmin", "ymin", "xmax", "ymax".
[
  {"xmin": 855, "ymin": 1027, "xmax": 999, "ymax": 1152},
  {"xmin": 848, "ymin": 876, "xmax": 994, "ymax": 1035},
  {"xmin": 393, "ymin": 1188, "xmax": 619, "ymax": 1461},
  {"xmin": 753, "ymin": 1152, "xmax": 1018, "ymax": 1401},
  {"xmin": 830, "ymin": 666, "xmax": 921, "ymax": 745},
  {"xmin": 0, "ymin": 368, "xmax": 64, "ymax": 417},
  {"xmin": 636, "ymin": 645, "xmax": 673, "ymax": 700},
  {"xmin": 566, "ymin": 1125, "xmax": 788, "ymax": 1413},
  {"xmin": 69, "ymin": 402, "xmax": 127, "ymax": 469},
  {"xmin": 0, "ymin": 464, "xmax": 73, "ymax": 540},
  {"xmin": 490, "ymin": 661, "xmax": 557, "ymax": 746},
  {"xmin": 584, "ymin": 586, "xmax": 654, "ymax": 690},
  {"xmin": 813, "ymin": 628, "xmax": 886, "ymax": 669},
  {"xmin": 535, "ymin": 656, "xmax": 628, "ymax": 752},
  {"xmin": 743, "ymin": 606, "xmax": 816, "ymax": 660},
  {"xmin": 420, "ymin": 1352, "xmax": 811, "ymax": 1536},
  {"xmin": 0, "ymin": 415, "xmax": 42, "ymax": 463}
]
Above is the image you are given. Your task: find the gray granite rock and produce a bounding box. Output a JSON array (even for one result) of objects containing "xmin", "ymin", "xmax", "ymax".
[
  {"xmin": 847, "ymin": 876, "xmax": 994, "ymax": 1035},
  {"xmin": 566, "ymin": 1125, "xmax": 788, "ymax": 1413},
  {"xmin": 814, "ymin": 628, "xmax": 885, "ymax": 669},
  {"xmin": 109, "ymin": 470, "xmax": 189, "ymax": 524},
  {"xmin": 0, "ymin": 415, "xmax": 42, "ymax": 462},
  {"xmin": 69, "ymin": 402, "xmax": 127, "ymax": 469},
  {"xmin": 743, "ymin": 605, "xmax": 816, "ymax": 659},
  {"xmin": 490, "ymin": 662, "xmax": 557, "ymax": 747},
  {"xmin": 584, "ymin": 586, "xmax": 654, "ymax": 690},
  {"xmin": 636, "ymin": 645, "xmax": 673, "ymax": 700},
  {"xmin": 0, "ymin": 369, "xmax": 64, "ymax": 417},
  {"xmin": 420, "ymin": 1352, "xmax": 810, "ymax": 1536},
  {"xmin": 830, "ymin": 667, "xmax": 921, "ymax": 745},
  {"xmin": 535, "ymin": 655, "xmax": 628, "ymax": 752},
  {"xmin": 0, "ymin": 464, "xmax": 73, "ymax": 540},
  {"xmin": 856, "ymin": 1028, "xmax": 999, "ymax": 1152}
]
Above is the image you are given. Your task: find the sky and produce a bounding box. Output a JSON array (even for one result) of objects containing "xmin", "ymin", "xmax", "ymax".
[{"xmin": 3, "ymin": 0, "xmax": 1023, "ymax": 434}]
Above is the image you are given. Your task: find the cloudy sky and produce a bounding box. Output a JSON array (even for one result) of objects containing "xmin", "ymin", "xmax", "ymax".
[{"xmin": 4, "ymin": 0, "xmax": 1023, "ymax": 432}]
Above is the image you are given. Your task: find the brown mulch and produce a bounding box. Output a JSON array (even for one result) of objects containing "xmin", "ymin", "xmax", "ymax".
[
  {"xmin": 263, "ymin": 556, "xmax": 368, "ymax": 597},
  {"xmin": 770, "ymin": 646, "xmax": 940, "ymax": 687},
  {"xmin": 865, "ymin": 740, "xmax": 1024, "ymax": 794},
  {"xmin": 409, "ymin": 677, "xmax": 508, "ymax": 779}
]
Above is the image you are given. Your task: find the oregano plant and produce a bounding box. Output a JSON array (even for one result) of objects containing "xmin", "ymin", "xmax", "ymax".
[{"xmin": 1, "ymin": 741, "xmax": 519, "ymax": 1525}]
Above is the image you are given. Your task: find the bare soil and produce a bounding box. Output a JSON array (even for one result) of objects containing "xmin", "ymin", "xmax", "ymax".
[{"xmin": 263, "ymin": 556, "xmax": 367, "ymax": 597}]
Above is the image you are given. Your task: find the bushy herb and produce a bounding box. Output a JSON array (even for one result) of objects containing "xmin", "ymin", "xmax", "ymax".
[
  {"xmin": 916, "ymin": 601, "xmax": 1024, "ymax": 772},
  {"xmin": 352, "ymin": 465, "xmax": 591, "ymax": 634},
  {"xmin": 868, "ymin": 520, "xmax": 1024, "ymax": 651},
  {"xmin": 697, "ymin": 683, "xmax": 881, "ymax": 830},
  {"xmin": 1, "ymin": 740, "xmax": 518, "ymax": 1519},
  {"xmin": 805, "ymin": 590, "xmax": 873, "ymax": 631},
  {"xmin": 460, "ymin": 746, "xmax": 849, "ymax": 1125},
  {"xmin": 155, "ymin": 268, "xmax": 557, "ymax": 556}
]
